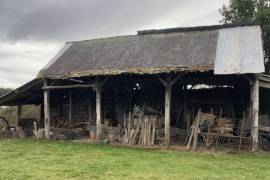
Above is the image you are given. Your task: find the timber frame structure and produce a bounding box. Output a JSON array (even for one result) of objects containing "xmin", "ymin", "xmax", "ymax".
[{"xmin": 1, "ymin": 24, "xmax": 270, "ymax": 152}]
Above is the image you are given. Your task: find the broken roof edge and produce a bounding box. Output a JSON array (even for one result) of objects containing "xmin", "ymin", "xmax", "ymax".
[
  {"xmin": 138, "ymin": 23, "xmax": 260, "ymax": 35},
  {"xmin": 0, "ymin": 78, "xmax": 43, "ymax": 106},
  {"xmin": 38, "ymin": 64, "xmax": 214, "ymax": 79}
]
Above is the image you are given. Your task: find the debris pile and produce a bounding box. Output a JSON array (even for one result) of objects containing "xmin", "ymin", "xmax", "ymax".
[{"xmin": 212, "ymin": 118, "xmax": 234, "ymax": 136}]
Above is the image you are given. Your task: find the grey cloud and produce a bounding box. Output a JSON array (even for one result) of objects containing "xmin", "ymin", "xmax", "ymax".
[
  {"xmin": 3, "ymin": 0, "xmax": 191, "ymax": 42},
  {"xmin": 0, "ymin": 0, "xmax": 228, "ymax": 88}
]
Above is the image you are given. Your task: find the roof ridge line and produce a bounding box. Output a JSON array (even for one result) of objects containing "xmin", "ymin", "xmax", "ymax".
[
  {"xmin": 66, "ymin": 34, "xmax": 137, "ymax": 44},
  {"xmin": 137, "ymin": 23, "xmax": 259, "ymax": 35}
]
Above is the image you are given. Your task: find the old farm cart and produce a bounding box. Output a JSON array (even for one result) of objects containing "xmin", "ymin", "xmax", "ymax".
[{"xmin": 0, "ymin": 24, "xmax": 270, "ymax": 152}]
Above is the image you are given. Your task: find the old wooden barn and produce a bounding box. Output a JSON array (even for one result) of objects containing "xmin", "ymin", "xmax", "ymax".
[{"xmin": 1, "ymin": 24, "xmax": 270, "ymax": 152}]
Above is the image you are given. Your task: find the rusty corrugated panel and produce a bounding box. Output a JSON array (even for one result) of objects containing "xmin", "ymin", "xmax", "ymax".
[{"xmin": 214, "ymin": 26, "xmax": 264, "ymax": 74}]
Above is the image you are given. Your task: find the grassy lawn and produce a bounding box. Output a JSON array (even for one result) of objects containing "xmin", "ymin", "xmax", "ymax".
[{"xmin": 0, "ymin": 139, "xmax": 270, "ymax": 179}]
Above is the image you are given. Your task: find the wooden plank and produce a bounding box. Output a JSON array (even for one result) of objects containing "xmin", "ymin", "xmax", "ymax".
[
  {"xmin": 186, "ymin": 114, "xmax": 197, "ymax": 149},
  {"xmin": 43, "ymin": 84, "xmax": 96, "ymax": 90},
  {"xmin": 44, "ymin": 79, "xmax": 50, "ymax": 139},
  {"xmin": 192, "ymin": 108, "xmax": 201, "ymax": 151},
  {"xmin": 252, "ymin": 78, "xmax": 259, "ymax": 151}
]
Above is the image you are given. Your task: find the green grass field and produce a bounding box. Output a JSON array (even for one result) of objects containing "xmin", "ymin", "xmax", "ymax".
[{"xmin": 0, "ymin": 139, "xmax": 269, "ymax": 179}]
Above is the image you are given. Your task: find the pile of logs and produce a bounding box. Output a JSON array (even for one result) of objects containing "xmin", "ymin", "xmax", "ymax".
[
  {"xmin": 212, "ymin": 118, "xmax": 234, "ymax": 136},
  {"xmin": 186, "ymin": 108, "xmax": 237, "ymax": 150}
]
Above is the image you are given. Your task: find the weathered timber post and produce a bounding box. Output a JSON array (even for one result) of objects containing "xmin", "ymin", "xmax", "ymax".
[
  {"xmin": 95, "ymin": 77, "xmax": 108, "ymax": 140},
  {"xmin": 96, "ymin": 85, "xmax": 102, "ymax": 140},
  {"xmin": 16, "ymin": 105, "xmax": 22, "ymax": 127},
  {"xmin": 252, "ymin": 77, "xmax": 259, "ymax": 151},
  {"xmin": 157, "ymin": 73, "xmax": 183, "ymax": 146},
  {"xmin": 44, "ymin": 79, "xmax": 51, "ymax": 139},
  {"xmin": 164, "ymin": 80, "xmax": 172, "ymax": 146}
]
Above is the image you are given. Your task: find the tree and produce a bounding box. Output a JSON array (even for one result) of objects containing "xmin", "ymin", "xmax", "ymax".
[{"xmin": 219, "ymin": 0, "xmax": 270, "ymax": 73}]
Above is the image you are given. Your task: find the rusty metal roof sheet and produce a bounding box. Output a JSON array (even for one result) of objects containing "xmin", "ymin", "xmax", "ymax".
[{"xmin": 214, "ymin": 26, "xmax": 264, "ymax": 74}]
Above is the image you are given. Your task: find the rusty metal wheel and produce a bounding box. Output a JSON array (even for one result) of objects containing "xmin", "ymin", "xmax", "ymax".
[{"xmin": 0, "ymin": 116, "xmax": 10, "ymax": 130}]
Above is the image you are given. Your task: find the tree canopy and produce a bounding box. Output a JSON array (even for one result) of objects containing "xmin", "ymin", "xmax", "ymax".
[{"xmin": 219, "ymin": 0, "xmax": 270, "ymax": 73}]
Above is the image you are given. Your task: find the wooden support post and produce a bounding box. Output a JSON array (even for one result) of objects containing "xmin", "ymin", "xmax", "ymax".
[
  {"xmin": 44, "ymin": 79, "xmax": 50, "ymax": 139},
  {"xmin": 16, "ymin": 105, "xmax": 21, "ymax": 127},
  {"xmin": 164, "ymin": 82, "xmax": 172, "ymax": 146},
  {"xmin": 95, "ymin": 77, "xmax": 108, "ymax": 140},
  {"xmin": 157, "ymin": 73, "xmax": 182, "ymax": 146},
  {"xmin": 96, "ymin": 85, "xmax": 101, "ymax": 140},
  {"xmin": 252, "ymin": 77, "xmax": 259, "ymax": 151}
]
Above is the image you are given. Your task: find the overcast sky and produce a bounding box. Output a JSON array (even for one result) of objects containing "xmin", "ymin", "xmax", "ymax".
[{"xmin": 0, "ymin": 0, "xmax": 228, "ymax": 88}]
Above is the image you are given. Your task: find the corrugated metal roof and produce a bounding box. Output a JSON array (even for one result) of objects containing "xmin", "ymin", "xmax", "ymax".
[{"xmin": 214, "ymin": 26, "xmax": 264, "ymax": 74}]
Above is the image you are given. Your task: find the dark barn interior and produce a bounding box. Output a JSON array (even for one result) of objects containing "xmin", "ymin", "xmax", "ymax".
[{"xmin": 32, "ymin": 71, "xmax": 259, "ymax": 151}]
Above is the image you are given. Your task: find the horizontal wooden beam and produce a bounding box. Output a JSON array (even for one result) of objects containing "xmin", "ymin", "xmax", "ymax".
[
  {"xmin": 156, "ymin": 73, "xmax": 183, "ymax": 87},
  {"xmin": 259, "ymin": 81, "xmax": 270, "ymax": 89},
  {"xmin": 43, "ymin": 84, "xmax": 96, "ymax": 90},
  {"xmin": 156, "ymin": 75, "xmax": 167, "ymax": 86},
  {"xmin": 170, "ymin": 73, "xmax": 183, "ymax": 86},
  {"xmin": 258, "ymin": 74, "xmax": 270, "ymax": 83},
  {"xmin": 97, "ymin": 77, "xmax": 108, "ymax": 88}
]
